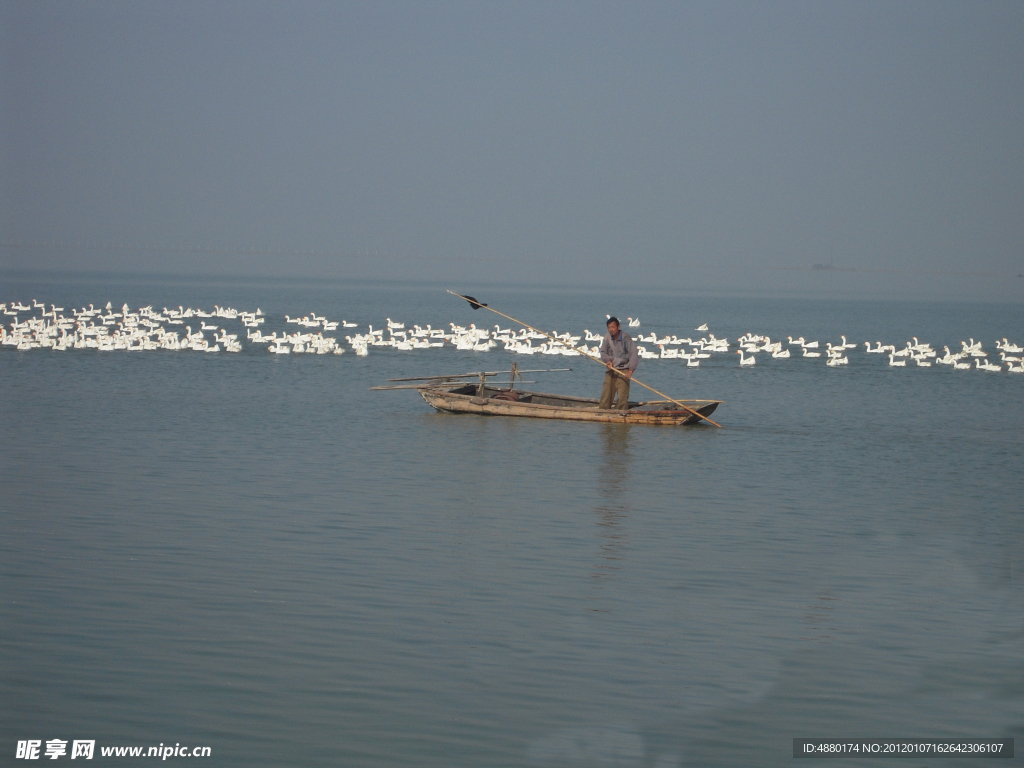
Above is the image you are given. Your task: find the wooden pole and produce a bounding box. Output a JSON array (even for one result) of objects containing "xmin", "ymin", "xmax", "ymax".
[
  {"xmin": 446, "ymin": 290, "xmax": 722, "ymax": 427},
  {"xmin": 387, "ymin": 368, "xmax": 570, "ymax": 382},
  {"xmin": 371, "ymin": 381, "xmax": 538, "ymax": 391}
]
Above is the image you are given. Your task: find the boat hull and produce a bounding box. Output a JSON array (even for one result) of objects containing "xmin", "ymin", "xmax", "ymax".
[{"xmin": 418, "ymin": 386, "xmax": 720, "ymax": 426}]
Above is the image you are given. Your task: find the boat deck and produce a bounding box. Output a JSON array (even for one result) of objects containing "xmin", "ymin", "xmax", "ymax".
[{"xmin": 421, "ymin": 384, "xmax": 720, "ymax": 425}]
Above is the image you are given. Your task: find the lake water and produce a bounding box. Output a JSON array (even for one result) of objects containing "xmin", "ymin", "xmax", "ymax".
[{"xmin": 2, "ymin": 276, "xmax": 1022, "ymax": 767}]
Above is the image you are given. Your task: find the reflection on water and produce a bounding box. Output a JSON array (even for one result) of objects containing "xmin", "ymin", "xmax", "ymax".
[
  {"xmin": 591, "ymin": 425, "xmax": 632, "ymax": 584},
  {"xmin": 800, "ymin": 594, "xmax": 841, "ymax": 646}
]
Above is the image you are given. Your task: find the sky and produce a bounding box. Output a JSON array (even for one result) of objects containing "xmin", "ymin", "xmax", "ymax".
[{"xmin": 1, "ymin": 1, "xmax": 1022, "ymax": 299}]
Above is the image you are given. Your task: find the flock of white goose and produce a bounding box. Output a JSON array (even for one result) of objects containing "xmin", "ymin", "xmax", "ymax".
[
  {"xmin": 0, "ymin": 300, "xmax": 348, "ymax": 354},
  {"xmin": 731, "ymin": 333, "xmax": 1024, "ymax": 373},
  {"xmin": 3, "ymin": 300, "xmax": 1022, "ymax": 374}
]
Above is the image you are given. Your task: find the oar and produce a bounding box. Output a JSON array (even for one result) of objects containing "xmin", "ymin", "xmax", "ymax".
[{"xmin": 446, "ymin": 290, "xmax": 722, "ymax": 427}]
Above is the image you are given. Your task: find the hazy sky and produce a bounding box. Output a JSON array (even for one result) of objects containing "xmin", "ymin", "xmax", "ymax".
[{"xmin": 2, "ymin": 1, "xmax": 1022, "ymax": 298}]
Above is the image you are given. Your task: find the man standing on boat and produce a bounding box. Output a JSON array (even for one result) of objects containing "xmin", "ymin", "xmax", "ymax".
[{"xmin": 599, "ymin": 317, "xmax": 638, "ymax": 410}]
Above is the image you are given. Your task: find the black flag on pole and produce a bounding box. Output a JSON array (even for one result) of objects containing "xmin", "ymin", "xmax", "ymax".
[{"xmin": 462, "ymin": 295, "xmax": 488, "ymax": 310}]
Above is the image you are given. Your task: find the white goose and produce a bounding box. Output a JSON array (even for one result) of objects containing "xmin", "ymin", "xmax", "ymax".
[
  {"xmin": 627, "ymin": 317, "xmax": 640, "ymax": 327},
  {"xmin": 736, "ymin": 350, "xmax": 755, "ymax": 366},
  {"xmin": 695, "ymin": 323, "xmax": 708, "ymax": 332},
  {"xmin": 891, "ymin": 343, "xmax": 912, "ymax": 358},
  {"xmin": 888, "ymin": 353, "xmax": 906, "ymax": 367}
]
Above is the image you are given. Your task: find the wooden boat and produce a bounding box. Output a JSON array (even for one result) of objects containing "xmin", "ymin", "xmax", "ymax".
[
  {"xmin": 418, "ymin": 383, "xmax": 720, "ymax": 425},
  {"xmin": 372, "ymin": 367, "xmax": 720, "ymax": 425}
]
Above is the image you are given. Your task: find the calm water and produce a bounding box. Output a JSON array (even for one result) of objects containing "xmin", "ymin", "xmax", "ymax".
[{"xmin": 2, "ymin": 276, "xmax": 1022, "ymax": 767}]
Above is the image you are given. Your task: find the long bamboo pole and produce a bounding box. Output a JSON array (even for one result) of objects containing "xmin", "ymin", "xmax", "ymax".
[
  {"xmin": 446, "ymin": 290, "xmax": 722, "ymax": 427},
  {"xmin": 371, "ymin": 382, "xmax": 537, "ymax": 390},
  {"xmin": 387, "ymin": 368, "xmax": 570, "ymax": 382}
]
